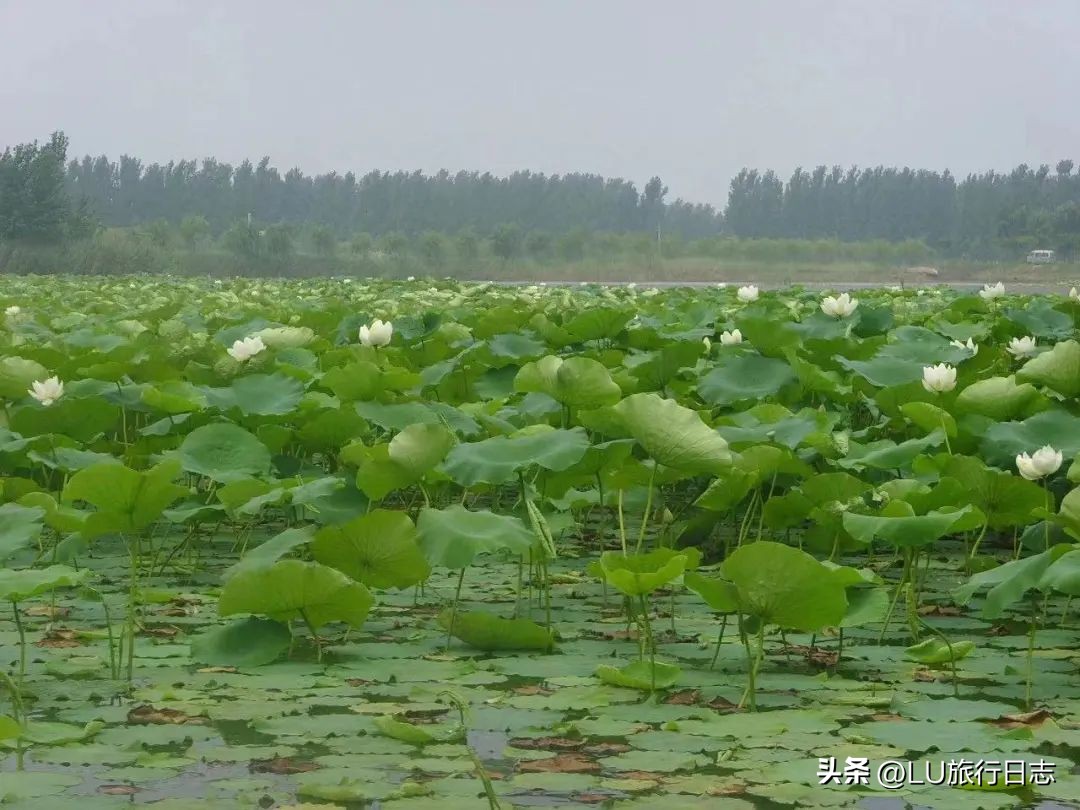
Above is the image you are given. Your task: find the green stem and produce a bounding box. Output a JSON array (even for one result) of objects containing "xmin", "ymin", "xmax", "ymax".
[
  {"xmin": 12, "ymin": 602, "xmax": 26, "ymax": 685},
  {"xmin": 638, "ymin": 594, "xmax": 656, "ymax": 692},
  {"xmin": 709, "ymin": 614, "xmax": 729, "ymax": 670},
  {"xmin": 635, "ymin": 463, "xmax": 658, "ymax": 554},
  {"xmin": 878, "ymin": 548, "xmax": 913, "ymax": 644},
  {"xmin": 444, "ymin": 567, "xmax": 466, "ymax": 651},
  {"xmin": 966, "ymin": 522, "xmax": 989, "ymax": 571}
]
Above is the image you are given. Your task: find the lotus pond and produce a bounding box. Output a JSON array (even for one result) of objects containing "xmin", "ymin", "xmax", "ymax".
[{"xmin": 2, "ymin": 276, "xmax": 1080, "ymax": 809}]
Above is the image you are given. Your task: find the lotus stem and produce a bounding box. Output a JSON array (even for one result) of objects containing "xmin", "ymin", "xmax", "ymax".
[
  {"xmin": 444, "ymin": 567, "xmax": 466, "ymax": 651},
  {"xmin": 708, "ymin": 614, "xmax": 729, "ymax": 670},
  {"xmin": 635, "ymin": 463, "xmax": 658, "ymax": 554}
]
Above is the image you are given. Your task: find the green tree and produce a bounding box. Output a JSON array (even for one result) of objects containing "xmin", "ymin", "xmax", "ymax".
[
  {"xmin": 264, "ymin": 223, "xmax": 295, "ymax": 259},
  {"xmin": 350, "ymin": 232, "xmax": 374, "ymax": 256},
  {"xmin": 179, "ymin": 215, "xmax": 210, "ymax": 250},
  {"xmin": 310, "ymin": 225, "xmax": 337, "ymax": 257},
  {"xmin": 0, "ymin": 131, "xmax": 71, "ymax": 243},
  {"xmin": 417, "ymin": 231, "xmax": 448, "ymax": 268},
  {"xmin": 142, "ymin": 219, "xmax": 175, "ymax": 249},
  {"xmin": 491, "ymin": 223, "xmax": 523, "ymax": 262},
  {"xmin": 455, "ymin": 229, "xmax": 480, "ymax": 264},
  {"xmin": 221, "ymin": 220, "xmax": 259, "ymax": 258}
]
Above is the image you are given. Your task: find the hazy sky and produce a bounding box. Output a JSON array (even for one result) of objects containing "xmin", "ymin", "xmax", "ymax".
[{"xmin": 2, "ymin": 0, "xmax": 1077, "ymax": 206}]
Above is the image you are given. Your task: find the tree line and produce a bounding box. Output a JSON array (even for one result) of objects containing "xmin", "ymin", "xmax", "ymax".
[
  {"xmin": 724, "ymin": 163, "xmax": 1080, "ymax": 257},
  {"xmin": 4, "ymin": 130, "xmax": 1080, "ymax": 262}
]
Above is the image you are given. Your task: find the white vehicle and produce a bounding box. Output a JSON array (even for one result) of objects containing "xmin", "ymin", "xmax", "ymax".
[{"xmin": 1026, "ymin": 249, "xmax": 1056, "ymax": 264}]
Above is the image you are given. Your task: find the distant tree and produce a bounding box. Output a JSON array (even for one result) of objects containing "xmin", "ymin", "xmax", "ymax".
[
  {"xmin": 221, "ymin": 220, "xmax": 259, "ymax": 258},
  {"xmin": 264, "ymin": 223, "xmax": 295, "ymax": 259},
  {"xmin": 491, "ymin": 223, "xmax": 523, "ymax": 261},
  {"xmin": 1057, "ymin": 160, "xmax": 1074, "ymax": 177},
  {"xmin": 0, "ymin": 131, "xmax": 71, "ymax": 243},
  {"xmin": 417, "ymin": 230, "xmax": 448, "ymax": 268},
  {"xmin": 525, "ymin": 230, "xmax": 553, "ymax": 260},
  {"xmin": 377, "ymin": 231, "xmax": 409, "ymax": 257},
  {"xmin": 349, "ymin": 232, "xmax": 373, "ymax": 256},
  {"xmin": 179, "ymin": 214, "xmax": 210, "ymax": 250},
  {"xmin": 557, "ymin": 228, "xmax": 589, "ymax": 261},
  {"xmin": 640, "ymin": 175, "xmax": 668, "ymax": 234},
  {"xmin": 455, "ymin": 229, "xmax": 480, "ymax": 264},
  {"xmin": 310, "ymin": 224, "xmax": 337, "ymax": 256},
  {"xmin": 142, "ymin": 218, "xmax": 174, "ymax": 249}
]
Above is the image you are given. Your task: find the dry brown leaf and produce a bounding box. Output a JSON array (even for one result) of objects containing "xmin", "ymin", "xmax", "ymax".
[
  {"xmin": 518, "ymin": 753, "xmax": 599, "ymax": 774},
  {"xmin": 127, "ymin": 704, "xmax": 206, "ymax": 726},
  {"xmin": 251, "ymin": 757, "xmax": 320, "ymax": 775}
]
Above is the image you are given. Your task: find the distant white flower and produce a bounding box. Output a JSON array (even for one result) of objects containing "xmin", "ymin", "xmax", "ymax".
[
  {"xmin": 950, "ymin": 338, "xmax": 979, "ymax": 356},
  {"xmin": 28, "ymin": 376, "xmax": 64, "ymax": 407},
  {"xmin": 1016, "ymin": 445, "xmax": 1063, "ymax": 480},
  {"xmin": 406, "ymin": 276, "xmax": 416, "ymax": 282},
  {"xmin": 1006, "ymin": 336, "xmax": 1037, "ymax": 358},
  {"xmin": 979, "ymin": 282, "xmax": 1005, "ymax": 300},
  {"xmin": 539, "ymin": 282, "xmax": 547, "ymax": 287},
  {"xmin": 715, "ymin": 282, "xmax": 728, "ymax": 289},
  {"xmin": 737, "ymin": 285, "xmax": 759, "ymax": 303},
  {"xmin": 702, "ymin": 336, "xmax": 712, "ymax": 354},
  {"xmin": 1070, "ymin": 287, "xmax": 1079, "ymax": 301},
  {"xmin": 921, "ymin": 363, "xmax": 956, "ymax": 393},
  {"xmin": 579, "ymin": 281, "xmax": 588, "ymax": 287},
  {"xmin": 719, "ymin": 329, "xmax": 743, "ymax": 346},
  {"xmin": 887, "ymin": 285, "xmax": 903, "ymax": 293},
  {"xmin": 227, "ymin": 336, "xmax": 267, "ymax": 362},
  {"xmin": 820, "ymin": 292, "xmax": 859, "ymax": 318},
  {"xmin": 627, "ymin": 282, "xmax": 637, "ymax": 290},
  {"xmin": 5, "ymin": 305, "xmax": 20, "ymax": 316},
  {"xmin": 359, "ymin": 319, "xmax": 393, "ymax": 348}
]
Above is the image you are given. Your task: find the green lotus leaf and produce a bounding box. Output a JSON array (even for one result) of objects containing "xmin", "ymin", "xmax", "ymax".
[
  {"xmin": 190, "ymin": 616, "xmax": 291, "ymax": 667},
  {"xmin": 698, "ymin": 354, "xmax": 796, "ymax": 406},
  {"xmin": 313, "ymin": 509, "xmax": 429, "ymax": 589},
  {"xmin": 178, "ymin": 423, "xmax": 272, "ymax": 482},
  {"xmin": 416, "ymin": 505, "xmax": 534, "ymax": 568},
  {"xmin": 0, "ymin": 357, "xmax": 49, "ymax": 399},
  {"xmin": 612, "ymin": 393, "xmax": 731, "ymax": 474},
  {"xmin": 1016, "ymin": 339, "xmax": 1080, "ymax": 397},
  {"xmin": 954, "ymin": 376, "xmax": 1042, "ymax": 421},
  {"xmin": 0, "ymin": 503, "xmax": 44, "ymax": 562},
  {"xmin": 62, "ymin": 459, "xmax": 188, "ymax": 534},
  {"xmin": 515, "ymin": 355, "xmax": 622, "ymax": 409},
  {"xmin": 598, "ymin": 549, "xmax": 688, "ymax": 597},
  {"xmin": 219, "ymin": 559, "xmax": 374, "ymax": 632},
  {"xmin": 842, "ymin": 502, "xmax": 975, "ymax": 548},
  {"xmin": 0, "ymin": 565, "xmax": 89, "ymax": 603},
  {"xmin": 205, "ymin": 373, "xmax": 305, "ymax": 416},
  {"xmin": 441, "ymin": 427, "xmax": 590, "ymax": 486},
  {"xmin": 719, "ymin": 541, "xmax": 847, "ymax": 631},
  {"xmin": 595, "ymin": 660, "xmax": 681, "ymax": 691},
  {"xmin": 904, "ymin": 638, "xmax": 976, "ymax": 665},
  {"xmin": 437, "ymin": 609, "xmax": 554, "ymax": 651}
]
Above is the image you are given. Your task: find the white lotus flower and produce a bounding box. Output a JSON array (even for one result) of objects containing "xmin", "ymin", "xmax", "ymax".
[
  {"xmin": 921, "ymin": 363, "xmax": 956, "ymax": 393},
  {"xmin": 719, "ymin": 329, "xmax": 743, "ymax": 346},
  {"xmin": 820, "ymin": 292, "xmax": 859, "ymax": 318},
  {"xmin": 359, "ymin": 318, "xmax": 393, "ymax": 348},
  {"xmin": 702, "ymin": 336, "xmax": 712, "ymax": 354},
  {"xmin": 737, "ymin": 285, "xmax": 759, "ymax": 303},
  {"xmin": 715, "ymin": 282, "xmax": 728, "ymax": 289},
  {"xmin": 406, "ymin": 276, "xmax": 416, "ymax": 282},
  {"xmin": 1015, "ymin": 445, "xmax": 1063, "ymax": 481},
  {"xmin": 1006, "ymin": 336, "xmax": 1037, "ymax": 358},
  {"xmin": 28, "ymin": 376, "xmax": 64, "ymax": 407},
  {"xmin": 1069, "ymin": 287, "xmax": 1078, "ymax": 300},
  {"xmin": 227, "ymin": 335, "xmax": 267, "ymax": 362},
  {"xmin": 5, "ymin": 305, "xmax": 20, "ymax": 316},
  {"xmin": 979, "ymin": 282, "xmax": 1005, "ymax": 300},
  {"xmin": 950, "ymin": 338, "xmax": 978, "ymax": 356}
]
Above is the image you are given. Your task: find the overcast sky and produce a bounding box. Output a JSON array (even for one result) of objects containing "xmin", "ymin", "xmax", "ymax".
[{"xmin": 2, "ymin": 0, "xmax": 1077, "ymax": 206}]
